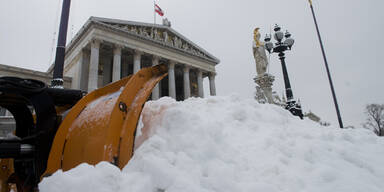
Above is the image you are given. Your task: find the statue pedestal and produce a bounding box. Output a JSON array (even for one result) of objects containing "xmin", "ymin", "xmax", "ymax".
[{"xmin": 254, "ymin": 73, "xmax": 275, "ymax": 104}]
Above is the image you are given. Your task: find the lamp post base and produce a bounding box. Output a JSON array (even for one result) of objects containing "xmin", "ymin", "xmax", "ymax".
[{"xmin": 285, "ymin": 100, "xmax": 304, "ymax": 119}]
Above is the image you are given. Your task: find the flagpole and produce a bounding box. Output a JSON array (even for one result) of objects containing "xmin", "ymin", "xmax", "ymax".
[
  {"xmin": 154, "ymin": 0, "xmax": 156, "ymax": 25},
  {"xmin": 307, "ymin": 0, "xmax": 344, "ymax": 128}
]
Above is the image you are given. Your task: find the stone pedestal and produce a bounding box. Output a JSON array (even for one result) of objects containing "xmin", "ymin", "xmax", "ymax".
[
  {"xmin": 254, "ymin": 73, "xmax": 275, "ymax": 104},
  {"xmin": 254, "ymin": 86, "xmax": 266, "ymax": 104}
]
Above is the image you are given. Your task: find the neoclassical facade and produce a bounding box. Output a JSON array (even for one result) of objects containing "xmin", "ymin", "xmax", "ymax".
[{"xmin": 48, "ymin": 17, "xmax": 220, "ymax": 101}]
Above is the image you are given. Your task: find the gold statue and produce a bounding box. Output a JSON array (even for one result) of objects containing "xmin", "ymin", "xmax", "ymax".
[
  {"xmin": 252, "ymin": 27, "xmax": 268, "ymax": 76},
  {"xmin": 253, "ymin": 27, "xmax": 262, "ymax": 47}
]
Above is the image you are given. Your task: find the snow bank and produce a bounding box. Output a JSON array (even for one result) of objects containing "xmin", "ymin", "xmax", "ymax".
[{"xmin": 39, "ymin": 95, "xmax": 384, "ymax": 192}]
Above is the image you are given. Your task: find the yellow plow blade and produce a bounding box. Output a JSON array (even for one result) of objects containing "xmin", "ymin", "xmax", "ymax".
[{"xmin": 43, "ymin": 64, "xmax": 167, "ymax": 176}]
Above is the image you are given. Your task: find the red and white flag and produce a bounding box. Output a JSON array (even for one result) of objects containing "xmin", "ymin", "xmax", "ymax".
[{"xmin": 155, "ymin": 4, "xmax": 164, "ymax": 16}]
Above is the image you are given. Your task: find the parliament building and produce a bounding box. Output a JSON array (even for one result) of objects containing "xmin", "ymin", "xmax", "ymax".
[{"xmin": 0, "ymin": 17, "xmax": 220, "ymax": 133}]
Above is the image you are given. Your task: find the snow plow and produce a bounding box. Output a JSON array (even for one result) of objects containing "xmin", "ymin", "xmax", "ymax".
[
  {"xmin": 0, "ymin": 0, "xmax": 170, "ymax": 190},
  {"xmin": 0, "ymin": 64, "xmax": 168, "ymax": 191}
]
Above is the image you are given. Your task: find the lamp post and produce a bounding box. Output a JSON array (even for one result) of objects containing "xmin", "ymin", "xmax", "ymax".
[
  {"xmin": 51, "ymin": 0, "xmax": 71, "ymax": 88},
  {"xmin": 264, "ymin": 24, "xmax": 303, "ymax": 119},
  {"xmin": 307, "ymin": 0, "xmax": 343, "ymax": 128}
]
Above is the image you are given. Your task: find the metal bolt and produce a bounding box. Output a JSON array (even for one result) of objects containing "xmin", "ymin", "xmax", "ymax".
[{"xmin": 119, "ymin": 102, "xmax": 127, "ymax": 113}]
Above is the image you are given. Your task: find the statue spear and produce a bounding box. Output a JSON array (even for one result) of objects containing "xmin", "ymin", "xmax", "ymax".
[{"xmin": 307, "ymin": 0, "xmax": 344, "ymax": 128}]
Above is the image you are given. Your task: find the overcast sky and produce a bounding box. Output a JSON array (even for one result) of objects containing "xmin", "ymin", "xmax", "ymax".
[{"xmin": 0, "ymin": 0, "xmax": 383, "ymax": 128}]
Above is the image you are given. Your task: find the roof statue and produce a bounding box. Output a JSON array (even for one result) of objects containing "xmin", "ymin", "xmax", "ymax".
[{"xmin": 162, "ymin": 18, "xmax": 171, "ymax": 27}]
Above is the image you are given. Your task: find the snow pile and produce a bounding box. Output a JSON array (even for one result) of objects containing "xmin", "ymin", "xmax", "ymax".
[{"xmin": 39, "ymin": 95, "xmax": 384, "ymax": 192}]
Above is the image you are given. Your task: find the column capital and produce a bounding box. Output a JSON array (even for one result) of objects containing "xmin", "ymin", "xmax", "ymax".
[
  {"xmin": 151, "ymin": 55, "xmax": 160, "ymax": 67},
  {"xmin": 183, "ymin": 65, "xmax": 190, "ymax": 72},
  {"xmin": 114, "ymin": 44, "xmax": 123, "ymax": 49},
  {"xmin": 113, "ymin": 45, "xmax": 122, "ymax": 55},
  {"xmin": 209, "ymin": 72, "xmax": 217, "ymax": 78},
  {"xmin": 134, "ymin": 50, "xmax": 143, "ymax": 56},
  {"xmin": 81, "ymin": 48, "xmax": 90, "ymax": 54},
  {"xmin": 91, "ymin": 39, "xmax": 101, "ymax": 48},
  {"xmin": 197, "ymin": 68, "xmax": 204, "ymax": 75},
  {"xmin": 169, "ymin": 60, "xmax": 176, "ymax": 68},
  {"xmin": 152, "ymin": 55, "xmax": 160, "ymax": 61}
]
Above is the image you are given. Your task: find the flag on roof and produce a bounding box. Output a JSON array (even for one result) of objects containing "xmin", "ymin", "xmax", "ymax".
[{"xmin": 155, "ymin": 4, "xmax": 164, "ymax": 16}]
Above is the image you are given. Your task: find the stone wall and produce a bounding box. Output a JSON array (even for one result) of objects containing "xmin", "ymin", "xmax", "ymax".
[{"xmin": 0, "ymin": 64, "xmax": 72, "ymax": 88}]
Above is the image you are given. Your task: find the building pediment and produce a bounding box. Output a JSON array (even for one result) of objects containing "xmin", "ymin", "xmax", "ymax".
[
  {"xmin": 49, "ymin": 17, "xmax": 219, "ymax": 74},
  {"xmin": 88, "ymin": 17, "xmax": 219, "ymax": 64}
]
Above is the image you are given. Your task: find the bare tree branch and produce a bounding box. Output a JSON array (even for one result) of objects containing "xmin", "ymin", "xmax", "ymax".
[{"xmin": 364, "ymin": 104, "xmax": 384, "ymax": 136}]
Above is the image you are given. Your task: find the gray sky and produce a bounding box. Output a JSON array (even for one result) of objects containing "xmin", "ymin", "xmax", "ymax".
[{"xmin": 0, "ymin": 0, "xmax": 383, "ymax": 128}]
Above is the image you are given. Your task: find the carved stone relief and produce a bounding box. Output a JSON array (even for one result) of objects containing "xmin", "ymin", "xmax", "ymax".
[
  {"xmin": 182, "ymin": 43, "xmax": 188, "ymax": 50},
  {"xmin": 107, "ymin": 23, "xmax": 212, "ymax": 61},
  {"xmin": 163, "ymin": 31, "xmax": 173, "ymax": 46},
  {"xmin": 130, "ymin": 26, "xmax": 137, "ymax": 34},
  {"xmin": 163, "ymin": 31, "xmax": 169, "ymax": 43},
  {"xmin": 139, "ymin": 27, "xmax": 150, "ymax": 38},
  {"xmin": 153, "ymin": 29, "xmax": 161, "ymax": 41},
  {"xmin": 173, "ymin": 36, "xmax": 182, "ymax": 48}
]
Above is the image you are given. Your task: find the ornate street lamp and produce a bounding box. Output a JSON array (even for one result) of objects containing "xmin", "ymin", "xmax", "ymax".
[{"xmin": 264, "ymin": 24, "xmax": 303, "ymax": 119}]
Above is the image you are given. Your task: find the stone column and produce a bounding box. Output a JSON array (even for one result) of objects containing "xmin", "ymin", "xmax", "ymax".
[
  {"xmin": 183, "ymin": 65, "xmax": 191, "ymax": 99},
  {"xmin": 74, "ymin": 49, "xmax": 86, "ymax": 89},
  {"xmin": 209, "ymin": 72, "xmax": 216, "ymax": 96},
  {"xmin": 151, "ymin": 56, "xmax": 160, "ymax": 100},
  {"xmin": 79, "ymin": 49, "xmax": 90, "ymax": 91},
  {"xmin": 88, "ymin": 39, "xmax": 100, "ymax": 92},
  {"xmin": 102, "ymin": 56, "xmax": 112, "ymax": 86},
  {"xmin": 197, "ymin": 69, "xmax": 204, "ymax": 97},
  {"xmin": 168, "ymin": 61, "xmax": 176, "ymax": 99},
  {"xmin": 112, "ymin": 45, "xmax": 122, "ymax": 81},
  {"xmin": 133, "ymin": 50, "xmax": 142, "ymax": 74}
]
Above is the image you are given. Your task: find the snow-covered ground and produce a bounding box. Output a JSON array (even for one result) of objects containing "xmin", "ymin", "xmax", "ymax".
[{"xmin": 39, "ymin": 95, "xmax": 384, "ymax": 192}]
